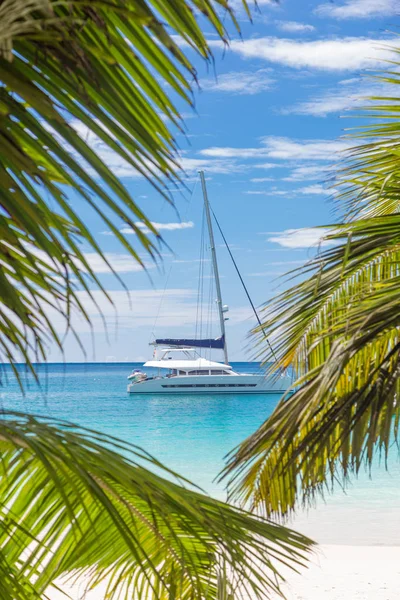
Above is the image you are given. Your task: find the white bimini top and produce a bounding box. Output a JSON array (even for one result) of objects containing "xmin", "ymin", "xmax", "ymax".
[{"xmin": 143, "ymin": 358, "xmax": 232, "ymax": 371}]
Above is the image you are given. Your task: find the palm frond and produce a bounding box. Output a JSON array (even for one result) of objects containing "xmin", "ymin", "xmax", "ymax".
[
  {"xmin": 335, "ymin": 51, "xmax": 400, "ymax": 220},
  {"xmin": 223, "ymin": 218, "xmax": 400, "ymax": 514},
  {"xmin": 0, "ymin": 412, "xmax": 313, "ymax": 599},
  {"xmin": 222, "ymin": 51, "xmax": 400, "ymax": 516},
  {"xmin": 0, "ymin": 0, "xmax": 247, "ymax": 370}
]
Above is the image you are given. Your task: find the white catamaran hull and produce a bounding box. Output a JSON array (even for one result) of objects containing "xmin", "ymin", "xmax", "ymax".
[
  {"xmin": 126, "ymin": 172, "xmax": 292, "ymax": 397},
  {"xmin": 127, "ymin": 372, "xmax": 292, "ymax": 394}
]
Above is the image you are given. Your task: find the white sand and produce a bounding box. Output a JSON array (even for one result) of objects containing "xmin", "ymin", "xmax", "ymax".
[
  {"xmin": 49, "ymin": 545, "xmax": 400, "ymax": 600},
  {"xmin": 273, "ymin": 545, "xmax": 400, "ymax": 600}
]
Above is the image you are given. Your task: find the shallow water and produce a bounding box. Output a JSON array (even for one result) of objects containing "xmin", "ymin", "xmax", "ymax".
[{"xmin": 1, "ymin": 362, "xmax": 400, "ymax": 545}]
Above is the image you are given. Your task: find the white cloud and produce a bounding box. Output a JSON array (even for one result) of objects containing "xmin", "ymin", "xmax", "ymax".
[
  {"xmin": 201, "ymin": 69, "xmax": 274, "ymax": 95},
  {"xmin": 315, "ymin": 0, "xmax": 398, "ymax": 19},
  {"xmin": 253, "ymin": 162, "xmax": 280, "ymax": 170},
  {"xmin": 173, "ymin": 258, "xmax": 210, "ymax": 264},
  {"xmin": 267, "ymin": 228, "xmax": 331, "ymax": 248},
  {"xmin": 245, "ymin": 190, "xmax": 289, "ymax": 196},
  {"xmin": 200, "ymin": 147, "xmax": 265, "ymax": 159},
  {"xmin": 298, "ymin": 184, "xmax": 328, "ymax": 195},
  {"xmin": 179, "ymin": 156, "xmax": 241, "ymax": 174},
  {"xmin": 48, "ymin": 289, "xmax": 198, "ymax": 332},
  {"xmin": 283, "ymin": 78, "xmax": 393, "ymax": 117},
  {"xmin": 276, "ymin": 21, "xmax": 315, "ymax": 33},
  {"xmin": 43, "ymin": 288, "xmax": 251, "ymax": 333},
  {"xmin": 118, "ymin": 221, "xmax": 194, "ymax": 235},
  {"xmin": 30, "ymin": 247, "xmax": 152, "ymax": 275},
  {"xmin": 209, "ymin": 36, "xmax": 396, "ymax": 71},
  {"xmin": 201, "ymin": 137, "xmax": 349, "ymax": 162},
  {"xmin": 169, "ymin": 34, "xmax": 191, "ymax": 49},
  {"xmin": 69, "ymin": 121, "xmax": 143, "ymax": 178},
  {"xmin": 283, "ymin": 165, "xmax": 328, "ymax": 181},
  {"xmin": 79, "ymin": 253, "xmax": 152, "ymax": 274},
  {"xmin": 250, "ymin": 177, "xmax": 275, "ymax": 182},
  {"xmin": 260, "ymin": 136, "xmax": 349, "ymax": 160},
  {"xmin": 69, "ymin": 121, "xmax": 237, "ymax": 179},
  {"xmin": 245, "ymin": 184, "xmax": 329, "ymax": 197}
]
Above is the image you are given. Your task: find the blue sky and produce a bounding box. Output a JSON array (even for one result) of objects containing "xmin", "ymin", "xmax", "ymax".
[{"xmin": 52, "ymin": 0, "xmax": 399, "ymax": 362}]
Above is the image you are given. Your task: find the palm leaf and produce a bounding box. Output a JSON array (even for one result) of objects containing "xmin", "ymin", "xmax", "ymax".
[
  {"xmin": 0, "ymin": 0, "xmax": 248, "ymax": 371},
  {"xmin": 0, "ymin": 3, "xmax": 316, "ymax": 598},
  {"xmin": 222, "ymin": 50, "xmax": 400, "ymax": 517},
  {"xmin": 0, "ymin": 412, "xmax": 313, "ymax": 599}
]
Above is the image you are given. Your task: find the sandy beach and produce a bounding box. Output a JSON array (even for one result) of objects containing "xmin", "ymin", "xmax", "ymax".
[
  {"xmin": 274, "ymin": 545, "xmax": 400, "ymax": 600},
  {"xmin": 49, "ymin": 545, "xmax": 400, "ymax": 600}
]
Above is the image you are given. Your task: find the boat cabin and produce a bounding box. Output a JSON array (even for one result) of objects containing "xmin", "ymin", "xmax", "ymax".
[{"xmin": 143, "ymin": 347, "xmax": 233, "ymax": 376}]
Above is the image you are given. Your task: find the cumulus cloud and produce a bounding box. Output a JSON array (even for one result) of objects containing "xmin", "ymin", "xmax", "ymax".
[
  {"xmin": 250, "ymin": 177, "xmax": 275, "ymax": 182},
  {"xmin": 267, "ymin": 228, "xmax": 332, "ymax": 248},
  {"xmin": 31, "ymin": 247, "xmax": 153, "ymax": 275},
  {"xmin": 298, "ymin": 184, "xmax": 328, "ymax": 195},
  {"xmin": 77, "ymin": 253, "xmax": 153, "ymax": 274},
  {"xmin": 315, "ymin": 0, "xmax": 398, "ymax": 19},
  {"xmin": 283, "ymin": 78, "xmax": 393, "ymax": 117},
  {"xmin": 179, "ymin": 156, "xmax": 242, "ymax": 174},
  {"xmin": 253, "ymin": 162, "xmax": 280, "ymax": 170},
  {"xmin": 261, "ymin": 136, "xmax": 349, "ymax": 160},
  {"xmin": 69, "ymin": 120, "xmax": 143, "ymax": 178},
  {"xmin": 245, "ymin": 184, "xmax": 329, "ymax": 197},
  {"xmin": 118, "ymin": 221, "xmax": 194, "ymax": 235},
  {"xmin": 200, "ymin": 147, "xmax": 266, "ymax": 159},
  {"xmin": 43, "ymin": 288, "xmax": 251, "ymax": 333},
  {"xmin": 68, "ymin": 121, "xmax": 238, "ymax": 179},
  {"xmin": 245, "ymin": 190, "xmax": 289, "ymax": 196},
  {"xmin": 209, "ymin": 36, "xmax": 396, "ymax": 71},
  {"xmin": 283, "ymin": 165, "xmax": 329, "ymax": 181},
  {"xmin": 201, "ymin": 137, "xmax": 349, "ymax": 162},
  {"xmin": 276, "ymin": 21, "xmax": 315, "ymax": 33},
  {"xmin": 201, "ymin": 69, "xmax": 274, "ymax": 95}
]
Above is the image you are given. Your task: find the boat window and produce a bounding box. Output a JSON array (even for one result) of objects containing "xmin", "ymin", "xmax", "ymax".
[
  {"xmin": 188, "ymin": 370, "xmax": 209, "ymax": 375},
  {"xmin": 162, "ymin": 383, "xmax": 258, "ymax": 388},
  {"xmin": 210, "ymin": 370, "xmax": 229, "ymax": 375},
  {"xmin": 178, "ymin": 370, "xmax": 187, "ymax": 375}
]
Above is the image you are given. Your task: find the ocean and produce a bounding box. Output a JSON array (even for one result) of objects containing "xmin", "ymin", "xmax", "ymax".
[{"xmin": 1, "ymin": 362, "xmax": 400, "ymax": 546}]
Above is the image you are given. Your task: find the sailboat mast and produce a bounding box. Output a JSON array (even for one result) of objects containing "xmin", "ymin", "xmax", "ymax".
[{"xmin": 199, "ymin": 171, "xmax": 229, "ymax": 365}]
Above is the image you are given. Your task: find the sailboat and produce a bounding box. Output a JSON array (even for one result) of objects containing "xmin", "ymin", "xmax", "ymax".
[{"xmin": 127, "ymin": 172, "xmax": 292, "ymax": 394}]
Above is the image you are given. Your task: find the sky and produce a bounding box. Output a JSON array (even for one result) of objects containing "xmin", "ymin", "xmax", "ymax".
[{"xmin": 49, "ymin": 0, "xmax": 399, "ymax": 362}]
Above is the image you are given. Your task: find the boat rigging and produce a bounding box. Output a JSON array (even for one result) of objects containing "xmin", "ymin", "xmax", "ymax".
[{"xmin": 127, "ymin": 171, "xmax": 291, "ymax": 395}]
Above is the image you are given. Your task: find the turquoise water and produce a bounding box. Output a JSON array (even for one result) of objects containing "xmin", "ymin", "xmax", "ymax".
[
  {"xmin": 1, "ymin": 362, "xmax": 400, "ymax": 545},
  {"xmin": 0, "ymin": 362, "xmax": 279, "ymax": 496}
]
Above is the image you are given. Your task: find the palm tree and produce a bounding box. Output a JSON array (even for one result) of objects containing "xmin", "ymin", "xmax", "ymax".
[
  {"xmin": 0, "ymin": 1, "xmax": 313, "ymax": 597},
  {"xmin": 223, "ymin": 49, "xmax": 400, "ymax": 518}
]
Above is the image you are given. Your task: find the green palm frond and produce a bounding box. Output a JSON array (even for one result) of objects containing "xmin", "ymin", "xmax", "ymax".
[
  {"xmin": 0, "ymin": 0, "xmax": 247, "ymax": 371},
  {"xmin": 223, "ymin": 218, "xmax": 400, "ymax": 514},
  {"xmin": 0, "ymin": 3, "xmax": 317, "ymax": 597},
  {"xmin": 0, "ymin": 412, "xmax": 313, "ymax": 599},
  {"xmin": 222, "ymin": 51, "xmax": 400, "ymax": 517},
  {"xmin": 335, "ymin": 52, "xmax": 400, "ymax": 220}
]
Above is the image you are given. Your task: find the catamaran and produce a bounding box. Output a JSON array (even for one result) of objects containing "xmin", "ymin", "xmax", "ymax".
[{"xmin": 127, "ymin": 172, "xmax": 292, "ymax": 394}]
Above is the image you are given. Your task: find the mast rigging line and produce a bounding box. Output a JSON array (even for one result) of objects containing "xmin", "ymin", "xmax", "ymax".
[
  {"xmin": 195, "ymin": 207, "xmax": 206, "ymax": 346},
  {"xmin": 200, "ymin": 171, "xmax": 229, "ymax": 365},
  {"xmin": 210, "ymin": 207, "xmax": 279, "ymax": 364}
]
